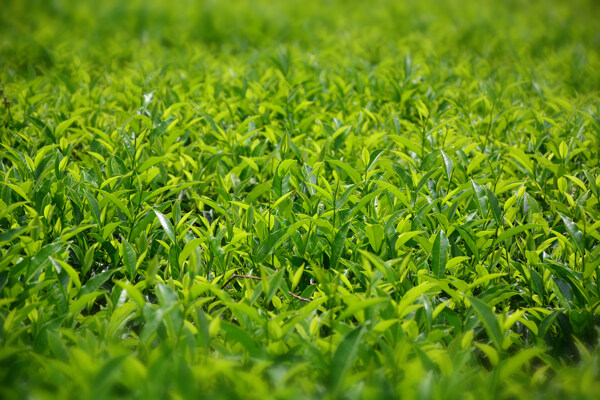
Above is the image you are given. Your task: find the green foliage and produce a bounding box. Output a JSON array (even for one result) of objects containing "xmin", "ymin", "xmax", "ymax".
[{"xmin": 1, "ymin": 0, "xmax": 600, "ymax": 398}]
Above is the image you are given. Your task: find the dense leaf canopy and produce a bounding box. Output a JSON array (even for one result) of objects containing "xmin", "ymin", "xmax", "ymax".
[{"xmin": 1, "ymin": 0, "xmax": 600, "ymax": 398}]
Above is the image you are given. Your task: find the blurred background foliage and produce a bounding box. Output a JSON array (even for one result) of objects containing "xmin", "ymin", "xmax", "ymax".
[{"xmin": 2, "ymin": 0, "xmax": 599, "ymax": 88}]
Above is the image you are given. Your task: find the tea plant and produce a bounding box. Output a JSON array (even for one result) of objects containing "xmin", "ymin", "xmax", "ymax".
[{"xmin": 1, "ymin": 0, "xmax": 600, "ymax": 399}]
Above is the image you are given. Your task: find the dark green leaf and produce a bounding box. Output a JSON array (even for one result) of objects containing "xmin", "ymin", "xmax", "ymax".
[
  {"xmin": 265, "ymin": 268, "xmax": 284, "ymax": 304},
  {"xmin": 468, "ymin": 296, "xmax": 503, "ymax": 349},
  {"xmin": 486, "ymin": 187, "xmax": 502, "ymax": 224},
  {"xmin": 432, "ymin": 229, "xmax": 448, "ymax": 278},
  {"xmin": 330, "ymin": 221, "xmax": 352, "ymax": 270},
  {"xmin": 471, "ymin": 179, "xmax": 488, "ymax": 219},
  {"xmin": 85, "ymin": 190, "xmax": 102, "ymax": 226},
  {"xmin": 329, "ymin": 325, "xmax": 364, "ymax": 392},
  {"xmin": 559, "ymin": 213, "xmax": 585, "ymax": 254},
  {"xmin": 439, "ymin": 150, "xmax": 454, "ymax": 181},
  {"xmin": 122, "ymin": 239, "xmax": 137, "ymax": 280},
  {"xmin": 256, "ymin": 228, "xmax": 287, "ymax": 262}
]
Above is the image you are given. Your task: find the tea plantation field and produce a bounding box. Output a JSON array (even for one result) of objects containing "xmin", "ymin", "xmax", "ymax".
[{"xmin": 1, "ymin": 0, "xmax": 600, "ymax": 398}]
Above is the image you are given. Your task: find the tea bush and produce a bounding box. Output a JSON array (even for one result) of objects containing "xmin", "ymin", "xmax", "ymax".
[{"xmin": 1, "ymin": 0, "xmax": 599, "ymax": 399}]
